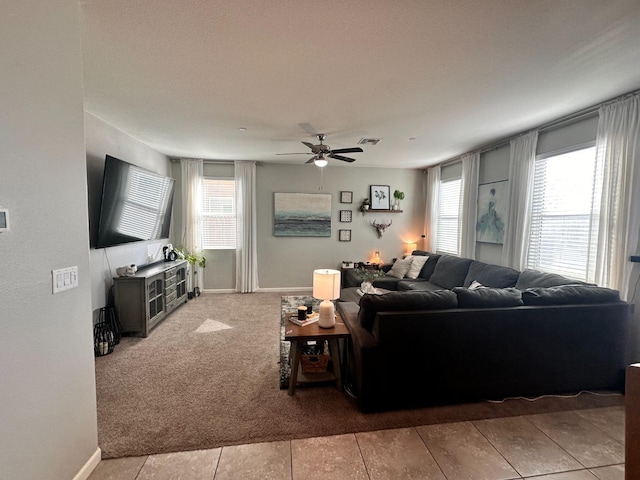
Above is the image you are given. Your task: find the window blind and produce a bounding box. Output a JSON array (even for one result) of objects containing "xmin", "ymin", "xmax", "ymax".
[
  {"xmin": 527, "ymin": 146, "xmax": 597, "ymax": 281},
  {"xmin": 202, "ymin": 178, "xmax": 236, "ymax": 249},
  {"xmin": 436, "ymin": 178, "xmax": 462, "ymax": 255}
]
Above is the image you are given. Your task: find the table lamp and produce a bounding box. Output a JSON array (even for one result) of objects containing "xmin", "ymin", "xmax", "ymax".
[{"xmin": 313, "ymin": 269, "xmax": 341, "ymax": 328}]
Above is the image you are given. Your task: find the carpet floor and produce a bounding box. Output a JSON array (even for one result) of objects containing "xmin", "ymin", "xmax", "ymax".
[{"xmin": 95, "ymin": 292, "xmax": 624, "ymax": 459}]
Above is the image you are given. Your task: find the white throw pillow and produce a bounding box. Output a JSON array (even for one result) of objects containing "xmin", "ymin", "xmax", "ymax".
[
  {"xmin": 406, "ymin": 255, "xmax": 428, "ymax": 279},
  {"xmin": 468, "ymin": 280, "xmax": 484, "ymax": 290},
  {"xmin": 387, "ymin": 256, "xmax": 413, "ymax": 279}
]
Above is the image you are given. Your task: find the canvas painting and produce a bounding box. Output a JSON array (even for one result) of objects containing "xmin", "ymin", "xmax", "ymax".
[
  {"xmin": 476, "ymin": 180, "xmax": 508, "ymax": 244},
  {"xmin": 274, "ymin": 193, "xmax": 332, "ymax": 237}
]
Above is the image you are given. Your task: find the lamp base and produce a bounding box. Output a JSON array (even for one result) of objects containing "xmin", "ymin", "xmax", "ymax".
[{"xmin": 318, "ymin": 299, "xmax": 336, "ymax": 328}]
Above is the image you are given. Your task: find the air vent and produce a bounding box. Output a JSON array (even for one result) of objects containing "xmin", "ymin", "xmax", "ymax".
[{"xmin": 358, "ymin": 138, "xmax": 382, "ymax": 146}]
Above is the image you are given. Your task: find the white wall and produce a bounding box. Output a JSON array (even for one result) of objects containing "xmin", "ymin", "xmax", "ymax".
[
  {"xmin": 0, "ymin": 1, "xmax": 98, "ymax": 479},
  {"xmin": 85, "ymin": 113, "xmax": 174, "ymax": 317}
]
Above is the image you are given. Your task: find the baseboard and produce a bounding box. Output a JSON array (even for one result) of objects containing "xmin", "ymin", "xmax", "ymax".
[
  {"xmin": 73, "ymin": 447, "xmax": 101, "ymax": 480},
  {"xmin": 257, "ymin": 287, "xmax": 313, "ymax": 293},
  {"xmin": 201, "ymin": 288, "xmax": 314, "ymax": 293}
]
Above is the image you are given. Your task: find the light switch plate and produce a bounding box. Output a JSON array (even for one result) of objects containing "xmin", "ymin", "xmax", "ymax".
[
  {"xmin": 52, "ymin": 266, "xmax": 79, "ymax": 294},
  {"xmin": 0, "ymin": 207, "xmax": 9, "ymax": 232}
]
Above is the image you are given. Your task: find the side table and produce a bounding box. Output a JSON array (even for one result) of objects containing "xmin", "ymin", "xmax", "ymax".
[{"xmin": 284, "ymin": 313, "xmax": 351, "ymax": 396}]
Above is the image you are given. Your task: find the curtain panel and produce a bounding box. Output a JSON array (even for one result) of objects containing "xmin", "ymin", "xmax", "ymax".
[
  {"xmin": 180, "ymin": 158, "xmax": 203, "ymax": 252},
  {"xmin": 423, "ymin": 166, "xmax": 440, "ymax": 253},
  {"xmin": 460, "ymin": 152, "xmax": 480, "ymax": 259},
  {"xmin": 235, "ymin": 161, "xmax": 259, "ymax": 293},
  {"xmin": 593, "ymin": 94, "xmax": 640, "ymax": 298},
  {"xmin": 501, "ymin": 130, "xmax": 539, "ymax": 270}
]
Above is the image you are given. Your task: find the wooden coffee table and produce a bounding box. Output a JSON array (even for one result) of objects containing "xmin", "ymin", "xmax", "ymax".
[{"xmin": 284, "ymin": 313, "xmax": 350, "ymax": 395}]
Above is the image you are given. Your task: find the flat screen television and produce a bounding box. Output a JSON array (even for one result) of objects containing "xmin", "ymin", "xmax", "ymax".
[{"xmin": 96, "ymin": 155, "xmax": 175, "ymax": 248}]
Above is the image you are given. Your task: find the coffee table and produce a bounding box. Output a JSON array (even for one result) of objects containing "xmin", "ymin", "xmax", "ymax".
[{"xmin": 283, "ymin": 308, "xmax": 350, "ymax": 396}]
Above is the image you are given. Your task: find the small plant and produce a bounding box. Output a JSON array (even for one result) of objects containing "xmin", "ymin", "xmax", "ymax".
[
  {"xmin": 355, "ymin": 266, "xmax": 384, "ymax": 283},
  {"xmin": 393, "ymin": 190, "xmax": 405, "ymax": 201},
  {"xmin": 174, "ymin": 246, "xmax": 206, "ymax": 268},
  {"xmin": 359, "ymin": 198, "xmax": 371, "ymax": 215}
]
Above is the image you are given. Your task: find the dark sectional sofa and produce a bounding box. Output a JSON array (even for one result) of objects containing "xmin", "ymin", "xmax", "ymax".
[{"xmin": 337, "ymin": 251, "xmax": 638, "ymax": 412}]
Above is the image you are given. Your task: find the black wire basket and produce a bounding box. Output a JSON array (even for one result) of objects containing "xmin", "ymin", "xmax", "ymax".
[
  {"xmin": 93, "ymin": 321, "xmax": 115, "ymax": 356},
  {"xmin": 98, "ymin": 306, "xmax": 121, "ymax": 345}
]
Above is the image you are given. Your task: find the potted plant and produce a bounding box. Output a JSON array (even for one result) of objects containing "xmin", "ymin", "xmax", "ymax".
[
  {"xmin": 360, "ymin": 198, "xmax": 371, "ymax": 215},
  {"xmin": 393, "ymin": 190, "xmax": 405, "ymax": 210},
  {"xmin": 174, "ymin": 246, "xmax": 206, "ymax": 297},
  {"xmin": 355, "ymin": 265, "xmax": 384, "ymax": 293}
]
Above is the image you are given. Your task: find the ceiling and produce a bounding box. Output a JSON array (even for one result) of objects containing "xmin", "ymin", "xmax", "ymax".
[{"xmin": 79, "ymin": 0, "xmax": 640, "ymax": 169}]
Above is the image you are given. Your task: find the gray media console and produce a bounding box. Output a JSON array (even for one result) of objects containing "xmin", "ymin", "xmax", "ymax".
[{"xmin": 112, "ymin": 260, "xmax": 188, "ymax": 337}]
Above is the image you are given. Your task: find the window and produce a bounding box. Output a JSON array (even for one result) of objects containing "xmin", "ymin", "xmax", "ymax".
[
  {"xmin": 527, "ymin": 145, "xmax": 597, "ymax": 281},
  {"xmin": 202, "ymin": 178, "xmax": 236, "ymax": 249},
  {"xmin": 436, "ymin": 178, "xmax": 462, "ymax": 255}
]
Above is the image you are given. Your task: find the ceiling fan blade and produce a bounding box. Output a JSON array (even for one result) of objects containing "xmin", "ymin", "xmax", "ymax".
[
  {"xmin": 305, "ymin": 156, "xmax": 317, "ymax": 164},
  {"xmin": 330, "ymin": 147, "xmax": 363, "ymax": 154},
  {"xmin": 329, "ymin": 154, "xmax": 356, "ymax": 163},
  {"xmin": 301, "ymin": 141, "xmax": 317, "ymax": 150}
]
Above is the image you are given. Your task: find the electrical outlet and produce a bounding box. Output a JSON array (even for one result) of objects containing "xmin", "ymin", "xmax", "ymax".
[{"xmin": 52, "ymin": 266, "xmax": 79, "ymax": 294}]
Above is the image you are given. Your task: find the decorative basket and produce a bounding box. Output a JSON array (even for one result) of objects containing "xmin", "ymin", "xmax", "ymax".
[{"xmin": 300, "ymin": 353, "xmax": 330, "ymax": 373}]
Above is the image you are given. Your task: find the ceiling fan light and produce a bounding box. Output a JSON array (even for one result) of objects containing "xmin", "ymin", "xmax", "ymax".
[{"xmin": 314, "ymin": 157, "xmax": 328, "ymax": 167}]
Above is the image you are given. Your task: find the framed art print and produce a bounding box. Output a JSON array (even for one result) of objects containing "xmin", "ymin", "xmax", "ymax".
[
  {"xmin": 273, "ymin": 193, "xmax": 331, "ymax": 237},
  {"xmin": 339, "ymin": 229, "xmax": 351, "ymax": 242},
  {"xmin": 476, "ymin": 180, "xmax": 508, "ymax": 244},
  {"xmin": 340, "ymin": 191, "xmax": 353, "ymax": 204},
  {"xmin": 370, "ymin": 185, "xmax": 390, "ymax": 210},
  {"xmin": 339, "ymin": 210, "xmax": 352, "ymax": 222}
]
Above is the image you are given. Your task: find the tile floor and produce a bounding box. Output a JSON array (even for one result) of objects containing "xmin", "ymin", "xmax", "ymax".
[{"xmin": 88, "ymin": 406, "xmax": 625, "ymax": 480}]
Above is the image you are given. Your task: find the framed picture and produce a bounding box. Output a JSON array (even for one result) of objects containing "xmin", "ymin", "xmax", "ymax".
[
  {"xmin": 273, "ymin": 193, "xmax": 331, "ymax": 237},
  {"xmin": 339, "ymin": 210, "xmax": 352, "ymax": 223},
  {"xmin": 340, "ymin": 191, "xmax": 353, "ymax": 204},
  {"xmin": 476, "ymin": 180, "xmax": 508, "ymax": 244},
  {"xmin": 370, "ymin": 185, "xmax": 391, "ymax": 210},
  {"xmin": 339, "ymin": 229, "xmax": 351, "ymax": 242}
]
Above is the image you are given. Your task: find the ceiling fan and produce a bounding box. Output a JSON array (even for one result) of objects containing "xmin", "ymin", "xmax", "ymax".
[{"xmin": 277, "ymin": 134, "xmax": 363, "ymax": 167}]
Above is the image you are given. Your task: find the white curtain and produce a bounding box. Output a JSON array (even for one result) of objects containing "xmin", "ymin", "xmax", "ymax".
[
  {"xmin": 501, "ymin": 130, "xmax": 539, "ymax": 269},
  {"xmin": 235, "ymin": 161, "xmax": 259, "ymax": 293},
  {"xmin": 460, "ymin": 152, "xmax": 480, "ymax": 259},
  {"xmin": 592, "ymin": 94, "xmax": 640, "ymax": 298},
  {"xmin": 423, "ymin": 165, "xmax": 440, "ymax": 252},
  {"xmin": 180, "ymin": 158, "xmax": 203, "ymax": 253}
]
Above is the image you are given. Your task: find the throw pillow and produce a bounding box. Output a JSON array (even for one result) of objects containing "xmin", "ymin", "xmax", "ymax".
[
  {"xmin": 453, "ymin": 287, "xmax": 523, "ymax": 308},
  {"xmin": 406, "ymin": 255, "xmax": 429, "ymax": 279},
  {"xmin": 468, "ymin": 280, "xmax": 484, "ymax": 290},
  {"xmin": 387, "ymin": 256, "xmax": 413, "ymax": 279}
]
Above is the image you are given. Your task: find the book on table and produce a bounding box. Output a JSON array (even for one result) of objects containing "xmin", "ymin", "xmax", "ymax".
[{"xmin": 288, "ymin": 312, "xmax": 319, "ymax": 326}]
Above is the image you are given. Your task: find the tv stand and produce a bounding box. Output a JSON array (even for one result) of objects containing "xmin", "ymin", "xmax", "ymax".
[{"xmin": 112, "ymin": 260, "xmax": 188, "ymax": 337}]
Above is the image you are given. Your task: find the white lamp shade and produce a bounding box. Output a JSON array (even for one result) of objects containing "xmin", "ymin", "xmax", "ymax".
[{"xmin": 313, "ymin": 269, "xmax": 341, "ymax": 300}]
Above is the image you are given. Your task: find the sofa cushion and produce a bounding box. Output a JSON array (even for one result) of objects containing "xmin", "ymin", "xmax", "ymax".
[
  {"xmin": 417, "ymin": 254, "xmax": 440, "ymax": 280},
  {"xmin": 521, "ymin": 285, "xmax": 621, "ymax": 305},
  {"xmin": 372, "ymin": 275, "xmax": 403, "ymax": 290},
  {"xmin": 406, "ymin": 255, "xmax": 429, "ymax": 279},
  {"xmin": 453, "ymin": 287, "xmax": 524, "ymax": 308},
  {"xmin": 428, "ymin": 255, "xmax": 473, "ymax": 289},
  {"xmin": 387, "ymin": 256, "xmax": 412, "ymax": 279},
  {"xmin": 358, "ymin": 290, "xmax": 458, "ymax": 330},
  {"xmin": 397, "ymin": 280, "xmax": 444, "ymax": 292},
  {"xmin": 515, "ymin": 269, "xmax": 591, "ymax": 289},
  {"xmin": 463, "ymin": 261, "xmax": 520, "ymax": 288}
]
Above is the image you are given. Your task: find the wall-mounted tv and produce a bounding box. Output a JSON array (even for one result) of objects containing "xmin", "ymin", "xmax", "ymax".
[{"xmin": 95, "ymin": 155, "xmax": 175, "ymax": 248}]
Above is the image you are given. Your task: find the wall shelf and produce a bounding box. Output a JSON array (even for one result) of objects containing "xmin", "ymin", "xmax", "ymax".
[{"xmin": 362, "ymin": 209, "xmax": 403, "ymax": 213}]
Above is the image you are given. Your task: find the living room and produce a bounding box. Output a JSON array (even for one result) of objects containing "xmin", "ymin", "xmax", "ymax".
[{"xmin": 3, "ymin": 1, "xmax": 640, "ymax": 480}]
